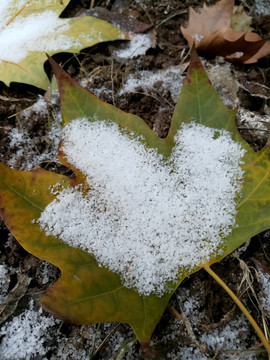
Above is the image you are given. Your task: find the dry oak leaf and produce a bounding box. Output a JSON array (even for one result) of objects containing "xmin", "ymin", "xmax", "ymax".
[{"xmin": 181, "ymin": 0, "xmax": 270, "ymax": 64}]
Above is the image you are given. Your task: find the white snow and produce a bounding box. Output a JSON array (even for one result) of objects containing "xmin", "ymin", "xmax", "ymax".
[
  {"xmin": 258, "ymin": 269, "xmax": 270, "ymax": 312},
  {"xmin": 0, "ymin": 300, "xmax": 58, "ymax": 360},
  {"xmin": 254, "ymin": 0, "xmax": 270, "ymax": 15},
  {"xmin": 114, "ymin": 33, "xmax": 152, "ymax": 59},
  {"xmin": 0, "ymin": 2, "xmax": 81, "ymax": 64},
  {"xmin": 119, "ymin": 66, "xmax": 184, "ymax": 103},
  {"xmin": 6, "ymin": 95, "xmax": 62, "ymax": 170},
  {"xmin": 205, "ymin": 62, "xmax": 239, "ymax": 107},
  {"xmin": 237, "ymin": 107, "xmax": 270, "ymax": 131},
  {"xmin": 200, "ymin": 315, "xmax": 255, "ymax": 358},
  {"xmin": 21, "ymin": 96, "xmax": 49, "ymax": 119},
  {"xmin": 192, "ymin": 33, "xmax": 204, "ymax": 44},
  {"xmin": 0, "ymin": 264, "xmax": 9, "ymax": 303},
  {"xmin": 38, "ymin": 117, "xmax": 245, "ymax": 296},
  {"xmin": 0, "ymin": 264, "xmax": 8, "ymax": 282},
  {"xmin": 7, "ymin": 122, "xmax": 61, "ymax": 170}
]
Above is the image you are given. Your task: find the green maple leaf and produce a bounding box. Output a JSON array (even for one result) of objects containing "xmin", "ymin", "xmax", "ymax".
[
  {"xmin": 1, "ymin": 50, "xmax": 270, "ymax": 343},
  {"xmin": 0, "ymin": 0, "xmax": 130, "ymax": 89}
]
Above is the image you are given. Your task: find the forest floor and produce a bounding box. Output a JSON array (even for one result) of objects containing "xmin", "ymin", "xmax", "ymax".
[{"xmin": 0, "ymin": 0, "xmax": 270, "ymax": 359}]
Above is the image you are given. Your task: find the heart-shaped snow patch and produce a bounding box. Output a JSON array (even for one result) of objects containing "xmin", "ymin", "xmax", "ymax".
[{"xmin": 38, "ymin": 117, "xmax": 245, "ymax": 296}]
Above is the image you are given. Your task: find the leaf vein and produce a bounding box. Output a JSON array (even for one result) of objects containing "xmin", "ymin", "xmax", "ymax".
[
  {"xmin": 68, "ymin": 286, "xmax": 125, "ymax": 305},
  {"xmin": 2, "ymin": 178, "xmax": 43, "ymax": 212}
]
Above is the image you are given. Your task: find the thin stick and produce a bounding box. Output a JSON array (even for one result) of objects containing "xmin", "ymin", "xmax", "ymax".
[
  {"xmin": 111, "ymin": 58, "xmax": 115, "ymax": 106},
  {"xmin": 203, "ymin": 264, "xmax": 270, "ymax": 355},
  {"xmin": 92, "ymin": 323, "xmax": 122, "ymax": 358},
  {"xmin": 156, "ymin": 10, "xmax": 187, "ymax": 28},
  {"xmin": 6, "ymin": 0, "xmax": 32, "ymax": 26},
  {"xmin": 89, "ymin": 0, "xmax": 95, "ymax": 9},
  {"xmin": 166, "ymin": 303, "xmax": 183, "ymax": 321}
]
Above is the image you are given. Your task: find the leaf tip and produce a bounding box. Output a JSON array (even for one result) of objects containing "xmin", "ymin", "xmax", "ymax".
[
  {"xmin": 185, "ymin": 47, "xmax": 205, "ymax": 83},
  {"xmin": 46, "ymin": 54, "xmax": 78, "ymax": 101}
]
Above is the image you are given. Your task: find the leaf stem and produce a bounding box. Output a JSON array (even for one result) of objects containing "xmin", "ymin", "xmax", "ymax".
[{"xmin": 203, "ymin": 264, "xmax": 270, "ymax": 355}]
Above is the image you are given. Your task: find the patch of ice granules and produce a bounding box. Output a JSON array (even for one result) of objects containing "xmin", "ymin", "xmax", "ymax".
[
  {"xmin": 38, "ymin": 118, "xmax": 245, "ymax": 296},
  {"xmin": 258, "ymin": 269, "xmax": 270, "ymax": 312},
  {"xmin": 0, "ymin": 264, "xmax": 9, "ymax": 303},
  {"xmin": 114, "ymin": 33, "xmax": 152, "ymax": 58},
  {"xmin": 200, "ymin": 315, "xmax": 254, "ymax": 356},
  {"xmin": 119, "ymin": 66, "xmax": 183, "ymax": 103},
  {"xmin": 0, "ymin": 5, "xmax": 80, "ymax": 63},
  {"xmin": 0, "ymin": 300, "xmax": 58, "ymax": 360}
]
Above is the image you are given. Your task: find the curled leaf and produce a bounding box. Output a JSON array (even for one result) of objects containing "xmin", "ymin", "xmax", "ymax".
[{"xmin": 181, "ymin": 0, "xmax": 270, "ymax": 63}]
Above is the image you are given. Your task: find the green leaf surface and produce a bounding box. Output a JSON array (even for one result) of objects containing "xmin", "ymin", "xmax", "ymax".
[
  {"xmin": 0, "ymin": 0, "xmax": 130, "ymax": 89},
  {"xmin": 1, "ymin": 50, "xmax": 270, "ymax": 342}
]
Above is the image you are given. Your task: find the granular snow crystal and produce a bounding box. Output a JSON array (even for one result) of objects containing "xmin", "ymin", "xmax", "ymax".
[{"xmin": 38, "ymin": 118, "xmax": 246, "ymax": 296}]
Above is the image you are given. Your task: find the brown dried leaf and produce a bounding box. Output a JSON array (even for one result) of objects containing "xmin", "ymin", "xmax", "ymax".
[
  {"xmin": 181, "ymin": 0, "xmax": 234, "ymax": 46},
  {"xmin": 181, "ymin": 0, "xmax": 270, "ymax": 63}
]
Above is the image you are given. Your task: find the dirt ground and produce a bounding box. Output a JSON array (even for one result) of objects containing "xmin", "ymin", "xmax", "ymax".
[{"xmin": 0, "ymin": 0, "xmax": 270, "ymax": 359}]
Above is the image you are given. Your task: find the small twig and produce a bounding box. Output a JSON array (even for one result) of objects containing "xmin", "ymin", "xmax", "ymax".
[
  {"xmin": 154, "ymin": 89, "xmax": 174, "ymax": 108},
  {"xmin": 156, "ymin": 10, "xmax": 187, "ymax": 28},
  {"xmin": 113, "ymin": 337, "xmax": 137, "ymax": 360},
  {"xmin": 111, "ymin": 58, "xmax": 115, "ymax": 106},
  {"xmin": 129, "ymin": 91, "xmax": 160, "ymax": 103},
  {"xmin": 219, "ymin": 346, "xmax": 267, "ymax": 356},
  {"xmin": 181, "ymin": 310, "xmax": 208, "ymax": 354},
  {"xmin": 238, "ymin": 127, "xmax": 268, "ymax": 132},
  {"xmin": 0, "ymin": 95, "xmax": 35, "ymax": 102},
  {"xmin": 73, "ymin": 53, "xmax": 89, "ymax": 77},
  {"xmin": 89, "ymin": 323, "xmax": 101, "ymax": 360},
  {"xmin": 170, "ymin": 302, "xmax": 208, "ymax": 354},
  {"xmin": 129, "ymin": 91, "xmax": 173, "ymax": 109},
  {"xmin": 166, "ymin": 303, "xmax": 183, "ymax": 321},
  {"xmin": 137, "ymin": 2, "xmax": 154, "ymax": 26},
  {"xmin": 8, "ymin": 104, "xmax": 35, "ymax": 119},
  {"xmin": 89, "ymin": 0, "xmax": 95, "ymax": 9},
  {"xmin": 92, "ymin": 323, "xmax": 122, "ymax": 359},
  {"xmin": 247, "ymin": 67, "xmax": 267, "ymax": 85}
]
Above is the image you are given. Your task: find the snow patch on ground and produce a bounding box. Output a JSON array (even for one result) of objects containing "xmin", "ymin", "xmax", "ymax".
[
  {"xmin": 237, "ymin": 107, "xmax": 270, "ymax": 130},
  {"xmin": 236, "ymin": 107, "xmax": 270, "ymax": 148},
  {"xmin": 21, "ymin": 96, "xmax": 49, "ymax": 119},
  {"xmin": 176, "ymin": 288, "xmax": 204, "ymax": 326},
  {"xmin": 0, "ymin": 264, "xmax": 9, "ymax": 303},
  {"xmin": 206, "ymin": 62, "xmax": 239, "ymax": 107},
  {"xmin": 38, "ymin": 118, "xmax": 245, "ymax": 296},
  {"xmin": 0, "ymin": 299, "xmax": 103, "ymax": 359},
  {"xmin": 254, "ymin": 0, "xmax": 270, "ymax": 15},
  {"xmin": 7, "ymin": 96, "xmax": 62, "ymax": 170},
  {"xmin": 0, "ymin": 300, "xmax": 58, "ymax": 360},
  {"xmin": 79, "ymin": 78, "xmax": 113, "ymax": 99},
  {"xmin": 119, "ymin": 66, "xmax": 183, "ymax": 103},
  {"xmin": 258, "ymin": 269, "xmax": 270, "ymax": 312},
  {"xmin": 7, "ymin": 124, "xmax": 61, "ymax": 170},
  {"xmin": 200, "ymin": 315, "xmax": 256, "ymax": 359},
  {"xmin": 114, "ymin": 33, "xmax": 152, "ymax": 59}
]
